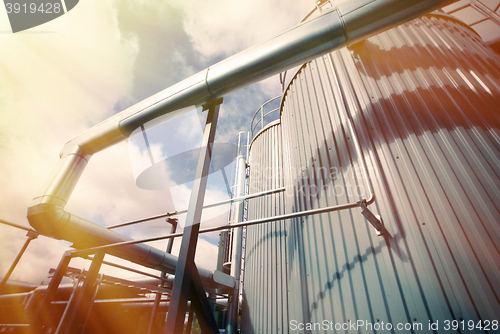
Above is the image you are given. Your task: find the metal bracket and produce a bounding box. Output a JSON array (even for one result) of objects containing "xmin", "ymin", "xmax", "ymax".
[
  {"xmin": 26, "ymin": 230, "xmax": 39, "ymax": 239},
  {"xmin": 202, "ymin": 97, "xmax": 224, "ymax": 112},
  {"xmin": 359, "ymin": 201, "xmax": 385, "ymax": 236},
  {"xmin": 213, "ymin": 270, "xmax": 236, "ymax": 289}
]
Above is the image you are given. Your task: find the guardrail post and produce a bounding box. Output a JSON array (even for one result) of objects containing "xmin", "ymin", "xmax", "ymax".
[
  {"xmin": 62, "ymin": 251, "xmax": 105, "ymax": 334},
  {"xmin": 29, "ymin": 251, "xmax": 72, "ymax": 333}
]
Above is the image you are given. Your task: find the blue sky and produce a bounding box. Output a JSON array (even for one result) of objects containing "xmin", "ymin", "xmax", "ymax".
[{"xmin": 0, "ymin": 0, "xmax": 313, "ymax": 283}]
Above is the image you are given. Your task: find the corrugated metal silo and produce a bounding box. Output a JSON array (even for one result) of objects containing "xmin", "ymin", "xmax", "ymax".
[
  {"xmin": 242, "ymin": 10, "xmax": 500, "ymax": 334},
  {"xmin": 243, "ymin": 120, "xmax": 288, "ymax": 334}
]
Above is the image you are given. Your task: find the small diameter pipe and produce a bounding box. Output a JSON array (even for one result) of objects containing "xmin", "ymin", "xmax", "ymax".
[
  {"xmin": 146, "ymin": 220, "xmax": 177, "ymax": 334},
  {"xmin": 0, "ymin": 219, "xmax": 32, "ymax": 232},
  {"xmin": 227, "ymin": 149, "xmax": 247, "ymax": 334},
  {"xmin": 71, "ymin": 198, "xmax": 372, "ymax": 258},
  {"xmin": 107, "ymin": 187, "xmax": 285, "ymax": 230},
  {"xmin": 86, "ymin": 257, "xmax": 174, "ymax": 285}
]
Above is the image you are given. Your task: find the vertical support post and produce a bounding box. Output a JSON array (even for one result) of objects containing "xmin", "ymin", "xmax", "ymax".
[
  {"xmin": 215, "ymin": 230, "xmax": 229, "ymax": 329},
  {"xmin": 164, "ymin": 218, "xmax": 178, "ymax": 257},
  {"xmin": 81, "ymin": 273, "xmax": 104, "ymax": 330},
  {"xmin": 147, "ymin": 219, "xmax": 177, "ymax": 334},
  {"xmin": 29, "ymin": 251, "xmax": 72, "ymax": 334},
  {"xmin": 0, "ymin": 230, "xmax": 38, "ymax": 293},
  {"xmin": 164, "ymin": 98, "xmax": 223, "ymax": 334},
  {"xmin": 261, "ymin": 105, "xmax": 265, "ymax": 132},
  {"xmin": 226, "ymin": 133, "xmax": 248, "ymax": 334},
  {"xmin": 54, "ymin": 270, "xmax": 84, "ymax": 334},
  {"xmin": 216, "ymin": 231, "xmax": 228, "ymax": 273},
  {"xmin": 185, "ymin": 306, "xmax": 194, "ymax": 334},
  {"xmin": 63, "ymin": 251, "xmax": 105, "ymax": 334},
  {"xmin": 30, "ymin": 251, "xmax": 72, "ymax": 334}
]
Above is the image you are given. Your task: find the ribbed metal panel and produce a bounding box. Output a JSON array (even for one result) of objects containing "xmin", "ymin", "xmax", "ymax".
[
  {"xmin": 243, "ymin": 13, "xmax": 500, "ymax": 333},
  {"xmin": 243, "ymin": 121, "xmax": 288, "ymax": 334}
]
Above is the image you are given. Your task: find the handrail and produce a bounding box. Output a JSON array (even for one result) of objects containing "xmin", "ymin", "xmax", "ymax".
[
  {"xmin": 106, "ymin": 187, "xmax": 285, "ymax": 230},
  {"xmin": 250, "ymin": 96, "xmax": 281, "ymax": 138},
  {"xmin": 71, "ymin": 196, "xmax": 375, "ymax": 258}
]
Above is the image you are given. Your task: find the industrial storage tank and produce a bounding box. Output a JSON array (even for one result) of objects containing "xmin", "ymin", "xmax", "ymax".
[
  {"xmin": 242, "ymin": 6, "xmax": 500, "ymax": 334},
  {"xmin": 243, "ymin": 120, "xmax": 288, "ymax": 333}
]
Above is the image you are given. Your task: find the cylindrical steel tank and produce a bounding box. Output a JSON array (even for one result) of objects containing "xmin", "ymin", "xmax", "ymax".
[
  {"xmin": 243, "ymin": 121, "xmax": 288, "ymax": 334},
  {"xmin": 242, "ymin": 12, "xmax": 500, "ymax": 334}
]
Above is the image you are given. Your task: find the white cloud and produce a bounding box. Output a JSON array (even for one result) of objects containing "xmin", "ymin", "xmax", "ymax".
[
  {"xmin": 0, "ymin": 0, "xmax": 139, "ymax": 282},
  {"xmin": 258, "ymin": 74, "xmax": 282, "ymax": 97},
  {"xmin": 167, "ymin": 177, "xmax": 231, "ymax": 229},
  {"xmin": 128, "ymin": 140, "xmax": 167, "ymax": 180},
  {"xmin": 0, "ymin": 0, "xmax": 306, "ymax": 285},
  {"xmin": 171, "ymin": 0, "xmax": 315, "ymax": 58}
]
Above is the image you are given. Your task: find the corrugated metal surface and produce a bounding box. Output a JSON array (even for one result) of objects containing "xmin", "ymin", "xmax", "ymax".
[
  {"xmin": 243, "ymin": 121, "xmax": 288, "ymax": 334},
  {"xmin": 243, "ymin": 13, "xmax": 500, "ymax": 333}
]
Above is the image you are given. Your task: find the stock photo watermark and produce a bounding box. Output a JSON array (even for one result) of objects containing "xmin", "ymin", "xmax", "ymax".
[
  {"xmin": 3, "ymin": 0, "xmax": 79, "ymax": 33},
  {"xmin": 289, "ymin": 319, "xmax": 499, "ymax": 332}
]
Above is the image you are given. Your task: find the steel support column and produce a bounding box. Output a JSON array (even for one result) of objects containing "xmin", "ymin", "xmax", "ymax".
[
  {"xmin": 63, "ymin": 251, "xmax": 105, "ymax": 334},
  {"xmin": 164, "ymin": 99, "xmax": 223, "ymax": 334},
  {"xmin": 54, "ymin": 270, "xmax": 84, "ymax": 334}
]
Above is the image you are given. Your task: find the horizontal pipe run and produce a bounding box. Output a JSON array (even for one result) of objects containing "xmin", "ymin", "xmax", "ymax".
[
  {"xmin": 0, "ymin": 280, "xmax": 40, "ymax": 294},
  {"xmin": 0, "ymin": 324, "xmax": 29, "ymax": 327},
  {"xmin": 97, "ymin": 277, "xmax": 173, "ymax": 295},
  {"xmin": 49, "ymin": 298, "xmax": 170, "ymax": 305},
  {"xmin": 107, "ymin": 187, "xmax": 286, "ymax": 230},
  {"xmin": 1, "ymin": 278, "xmax": 172, "ymax": 301},
  {"xmin": 64, "ymin": 261, "xmax": 182, "ymax": 294},
  {"xmin": 86, "ymin": 257, "xmax": 174, "ymax": 285},
  {"xmin": 57, "ymin": 8, "xmax": 348, "ymax": 157},
  {"xmin": 91, "ymin": 298, "xmax": 229, "ymax": 305},
  {"xmin": 72, "ymin": 195, "xmax": 374, "ymax": 257},
  {"xmin": 55, "ymin": 0, "xmax": 455, "ymax": 158}
]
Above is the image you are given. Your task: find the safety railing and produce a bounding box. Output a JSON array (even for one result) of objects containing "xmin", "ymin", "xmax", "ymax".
[{"xmin": 250, "ymin": 96, "xmax": 281, "ymax": 138}]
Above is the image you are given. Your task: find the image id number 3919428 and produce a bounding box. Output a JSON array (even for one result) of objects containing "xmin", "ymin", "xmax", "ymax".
[
  {"xmin": 5, "ymin": 2, "xmax": 62, "ymax": 14},
  {"xmin": 442, "ymin": 319, "xmax": 498, "ymax": 331}
]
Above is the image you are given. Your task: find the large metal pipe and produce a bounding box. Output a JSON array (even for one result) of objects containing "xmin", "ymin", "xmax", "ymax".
[{"xmin": 27, "ymin": 0, "xmax": 455, "ymax": 287}]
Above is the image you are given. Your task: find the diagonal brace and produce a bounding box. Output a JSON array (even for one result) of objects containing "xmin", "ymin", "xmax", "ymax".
[
  {"xmin": 164, "ymin": 99, "xmax": 223, "ymax": 334},
  {"xmin": 359, "ymin": 200, "xmax": 386, "ymax": 236}
]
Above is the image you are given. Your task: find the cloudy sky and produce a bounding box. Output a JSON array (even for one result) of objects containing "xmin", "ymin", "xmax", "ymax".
[{"xmin": 0, "ymin": 0, "xmax": 314, "ymax": 284}]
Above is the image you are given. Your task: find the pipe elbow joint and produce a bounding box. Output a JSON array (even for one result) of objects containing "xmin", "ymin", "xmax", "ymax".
[{"xmin": 27, "ymin": 199, "xmax": 70, "ymax": 240}]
